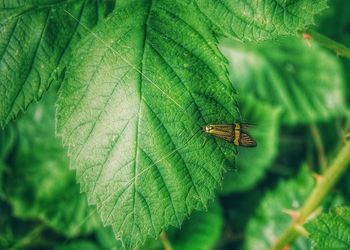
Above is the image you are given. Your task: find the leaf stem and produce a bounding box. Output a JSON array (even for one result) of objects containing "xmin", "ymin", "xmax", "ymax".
[
  {"xmin": 302, "ymin": 29, "xmax": 350, "ymax": 59},
  {"xmin": 160, "ymin": 231, "xmax": 173, "ymax": 250},
  {"xmin": 271, "ymin": 142, "xmax": 350, "ymax": 250}
]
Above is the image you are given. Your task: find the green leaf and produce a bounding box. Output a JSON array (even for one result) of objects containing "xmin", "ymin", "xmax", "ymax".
[
  {"xmin": 195, "ymin": 0, "xmax": 328, "ymax": 41},
  {"xmin": 305, "ymin": 206, "xmax": 350, "ymax": 249},
  {"xmin": 0, "ymin": 201, "xmax": 40, "ymax": 250},
  {"xmin": 315, "ymin": 0, "xmax": 350, "ymax": 40},
  {"xmin": 166, "ymin": 200, "xmax": 223, "ymax": 250},
  {"xmin": 0, "ymin": 126, "xmax": 14, "ymax": 197},
  {"xmin": 222, "ymin": 37, "xmax": 347, "ymax": 125},
  {"xmin": 57, "ymin": 1, "xmax": 239, "ymax": 248},
  {"xmin": 0, "ymin": 0, "xmax": 114, "ymax": 127},
  {"xmin": 4, "ymin": 90, "xmax": 99, "ymax": 237},
  {"xmin": 95, "ymin": 227, "xmax": 124, "ymax": 250},
  {"xmin": 55, "ymin": 241, "xmax": 102, "ymax": 250},
  {"xmin": 245, "ymin": 166, "xmax": 315, "ymax": 250},
  {"xmin": 0, "ymin": 125, "xmax": 16, "ymax": 161},
  {"xmin": 222, "ymin": 95, "xmax": 281, "ymax": 193},
  {"xmin": 99, "ymin": 201, "xmax": 223, "ymax": 250}
]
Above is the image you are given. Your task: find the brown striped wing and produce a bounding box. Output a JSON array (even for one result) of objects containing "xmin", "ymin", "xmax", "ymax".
[
  {"xmin": 204, "ymin": 124, "xmax": 235, "ymax": 143},
  {"xmin": 239, "ymin": 132, "xmax": 257, "ymax": 147}
]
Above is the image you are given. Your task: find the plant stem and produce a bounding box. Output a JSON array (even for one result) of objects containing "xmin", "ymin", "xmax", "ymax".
[
  {"xmin": 160, "ymin": 231, "xmax": 173, "ymax": 250},
  {"xmin": 9, "ymin": 224, "xmax": 46, "ymax": 250},
  {"xmin": 310, "ymin": 124, "xmax": 327, "ymax": 173},
  {"xmin": 302, "ymin": 29, "xmax": 350, "ymax": 59},
  {"xmin": 271, "ymin": 142, "xmax": 350, "ymax": 250}
]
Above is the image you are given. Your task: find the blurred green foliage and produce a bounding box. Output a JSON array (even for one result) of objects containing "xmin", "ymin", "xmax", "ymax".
[
  {"xmin": 245, "ymin": 166, "xmax": 315, "ymax": 250},
  {"xmin": 4, "ymin": 91, "xmax": 100, "ymax": 237},
  {"xmin": 1, "ymin": 0, "xmax": 350, "ymax": 250}
]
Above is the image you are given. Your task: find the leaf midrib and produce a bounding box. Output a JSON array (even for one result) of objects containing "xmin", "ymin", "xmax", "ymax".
[{"xmin": 130, "ymin": 0, "xmax": 153, "ymax": 243}]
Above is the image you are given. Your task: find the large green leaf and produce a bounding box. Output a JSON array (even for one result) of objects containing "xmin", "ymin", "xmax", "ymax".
[
  {"xmin": 0, "ymin": 0, "xmax": 115, "ymax": 127},
  {"xmin": 57, "ymin": 1, "xmax": 239, "ymax": 248},
  {"xmin": 222, "ymin": 95, "xmax": 281, "ymax": 193},
  {"xmin": 221, "ymin": 37, "xmax": 347, "ymax": 125},
  {"xmin": 4, "ymin": 90, "xmax": 99, "ymax": 237},
  {"xmin": 305, "ymin": 206, "xmax": 350, "ymax": 249},
  {"xmin": 245, "ymin": 166, "xmax": 315, "ymax": 250},
  {"xmin": 195, "ymin": 0, "xmax": 327, "ymax": 41}
]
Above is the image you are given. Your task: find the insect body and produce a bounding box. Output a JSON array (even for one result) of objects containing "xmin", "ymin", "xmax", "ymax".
[{"xmin": 202, "ymin": 123, "xmax": 257, "ymax": 147}]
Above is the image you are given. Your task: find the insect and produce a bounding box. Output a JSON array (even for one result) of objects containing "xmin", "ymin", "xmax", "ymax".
[{"xmin": 202, "ymin": 123, "xmax": 257, "ymax": 147}]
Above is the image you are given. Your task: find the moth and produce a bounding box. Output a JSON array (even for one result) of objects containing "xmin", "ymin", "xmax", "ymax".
[{"xmin": 202, "ymin": 123, "xmax": 257, "ymax": 147}]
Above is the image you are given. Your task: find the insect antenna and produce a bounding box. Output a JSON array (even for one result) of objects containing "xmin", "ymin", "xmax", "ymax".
[{"xmin": 240, "ymin": 123, "xmax": 257, "ymax": 129}]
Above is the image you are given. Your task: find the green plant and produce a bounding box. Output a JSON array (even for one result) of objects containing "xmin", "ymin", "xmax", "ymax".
[{"xmin": 1, "ymin": 0, "xmax": 349, "ymax": 249}]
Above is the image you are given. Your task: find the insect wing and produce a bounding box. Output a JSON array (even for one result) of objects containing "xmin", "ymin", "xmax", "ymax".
[
  {"xmin": 239, "ymin": 132, "xmax": 257, "ymax": 147},
  {"xmin": 205, "ymin": 124, "xmax": 234, "ymax": 142}
]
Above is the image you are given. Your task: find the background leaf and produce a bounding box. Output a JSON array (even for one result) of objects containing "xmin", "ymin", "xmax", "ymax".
[
  {"xmin": 161, "ymin": 200, "xmax": 223, "ymax": 250},
  {"xmin": 3, "ymin": 90, "xmax": 99, "ymax": 237},
  {"xmin": 315, "ymin": 0, "xmax": 350, "ymax": 106},
  {"xmin": 221, "ymin": 37, "xmax": 347, "ymax": 125},
  {"xmin": 305, "ymin": 206, "xmax": 350, "ymax": 249},
  {"xmin": 57, "ymin": 1, "xmax": 239, "ymax": 248},
  {"xmin": 245, "ymin": 166, "xmax": 315, "ymax": 250},
  {"xmin": 195, "ymin": 0, "xmax": 327, "ymax": 41},
  {"xmin": 95, "ymin": 227, "xmax": 125, "ymax": 250},
  {"xmin": 0, "ymin": 200, "xmax": 41, "ymax": 250},
  {"xmin": 0, "ymin": 0, "xmax": 114, "ymax": 127},
  {"xmin": 315, "ymin": 0, "xmax": 350, "ymax": 41},
  {"xmin": 222, "ymin": 95, "xmax": 281, "ymax": 193},
  {"xmin": 54, "ymin": 241, "xmax": 102, "ymax": 250}
]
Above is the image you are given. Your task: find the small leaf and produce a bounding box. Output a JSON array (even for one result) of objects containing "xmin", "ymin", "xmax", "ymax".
[
  {"xmin": 222, "ymin": 95, "xmax": 281, "ymax": 193},
  {"xmin": 57, "ymin": 1, "xmax": 239, "ymax": 248},
  {"xmin": 245, "ymin": 166, "xmax": 315, "ymax": 250},
  {"xmin": 3, "ymin": 91, "xmax": 99, "ymax": 237},
  {"xmin": 222, "ymin": 37, "xmax": 347, "ymax": 125},
  {"xmin": 305, "ymin": 206, "xmax": 350, "ymax": 249},
  {"xmin": 0, "ymin": 0, "xmax": 113, "ymax": 127},
  {"xmin": 195, "ymin": 0, "xmax": 328, "ymax": 41}
]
